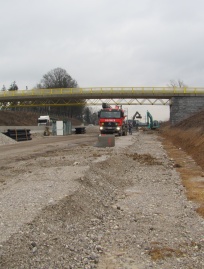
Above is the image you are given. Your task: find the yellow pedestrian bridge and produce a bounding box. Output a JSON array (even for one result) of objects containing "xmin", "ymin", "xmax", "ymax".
[{"xmin": 0, "ymin": 87, "xmax": 204, "ymax": 107}]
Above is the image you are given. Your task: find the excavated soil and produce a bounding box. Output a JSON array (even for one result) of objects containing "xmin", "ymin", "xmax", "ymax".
[{"xmin": 0, "ymin": 110, "xmax": 203, "ymax": 269}]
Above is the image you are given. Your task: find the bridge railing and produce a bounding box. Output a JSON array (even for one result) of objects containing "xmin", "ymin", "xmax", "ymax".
[{"xmin": 0, "ymin": 87, "xmax": 204, "ymax": 98}]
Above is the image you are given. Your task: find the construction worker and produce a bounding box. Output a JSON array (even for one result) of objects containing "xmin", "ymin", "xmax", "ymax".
[
  {"xmin": 136, "ymin": 121, "xmax": 139, "ymax": 131},
  {"xmin": 128, "ymin": 122, "xmax": 133, "ymax": 135}
]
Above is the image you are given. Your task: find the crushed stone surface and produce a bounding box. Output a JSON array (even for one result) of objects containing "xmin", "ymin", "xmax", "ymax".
[
  {"xmin": 0, "ymin": 130, "xmax": 203, "ymax": 269},
  {"xmin": 0, "ymin": 132, "xmax": 17, "ymax": 145}
]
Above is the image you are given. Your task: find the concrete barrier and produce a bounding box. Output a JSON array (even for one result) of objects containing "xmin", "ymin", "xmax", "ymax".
[{"xmin": 95, "ymin": 134, "xmax": 115, "ymax": 147}]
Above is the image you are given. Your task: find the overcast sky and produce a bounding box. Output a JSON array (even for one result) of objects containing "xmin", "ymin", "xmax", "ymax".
[{"xmin": 1, "ymin": 0, "xmax": 204, "ymax": 121}]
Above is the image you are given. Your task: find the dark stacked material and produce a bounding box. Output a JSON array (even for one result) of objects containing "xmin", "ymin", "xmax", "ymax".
[
  {"xmin": 75, "ymin": 127, "xmax": 86, "ymax": 134},
  {"xmin": 3, "ymin": 129, "xmax": 32, "ymax": 142}
]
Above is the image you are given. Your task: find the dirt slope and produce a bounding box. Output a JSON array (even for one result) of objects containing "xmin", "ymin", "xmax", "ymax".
[
  {"xmin": 159, "ymin": 109, "xmax": 204, "ymax": 217},
  {"xmin": 175, "ymin": 110, "xmax": 204, "ymax": 130},
  {"xmin": 159, "ymin": 110, "xmax": 204, "ymax": 170},
  {"xmin": 0, "ymin": 111, "xmax": 82, "ymax": 126}
]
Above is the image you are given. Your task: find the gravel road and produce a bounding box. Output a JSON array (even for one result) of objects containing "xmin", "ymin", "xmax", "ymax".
[{"xmin": 0, "ymin": 128, "xmax": 203, "ymax": 268}]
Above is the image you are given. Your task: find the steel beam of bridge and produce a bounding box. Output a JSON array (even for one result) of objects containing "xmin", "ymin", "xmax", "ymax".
[{"xmin": 0, "ymin": 87, "xmax": 204, "ymax": 107}]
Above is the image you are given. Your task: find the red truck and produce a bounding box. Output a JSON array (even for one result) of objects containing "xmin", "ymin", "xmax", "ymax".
[{"xmin": 98, "ymin": 103, "xmax": 128, "ymax": 136}]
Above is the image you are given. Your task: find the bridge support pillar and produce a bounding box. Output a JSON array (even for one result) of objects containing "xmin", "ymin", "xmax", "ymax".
[{"xmin": 170, "ymin": 96, "xmax": 204, "ymax": 125}]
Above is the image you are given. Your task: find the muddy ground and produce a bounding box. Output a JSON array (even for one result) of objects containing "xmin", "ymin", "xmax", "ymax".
[{"xmin": 0, "ymin": 110, "xmax": 204, "ymax": 268}]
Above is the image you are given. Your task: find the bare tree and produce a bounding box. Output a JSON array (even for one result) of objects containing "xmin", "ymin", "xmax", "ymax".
[
  {"xmin": 168, "ymin": 79, "xmax": 187, "ymax": 88},
  {"xmin": 1, "ymin": 85, "xmax": 6, "ymax": 91},
  {"xmin": 37, "ymin": 67, "xmax": 84, "ymax": 119},
  {"xmin": 8, "ymin": 81, "xmax": 18, "ymax": 91},
  {"xmin": 83, "ymin": 107, "xmax": 99, "ymax": 125},
  {"xmin": 83, "ymin": 107, "xmax": 92, "ymax": 124},
  {"xmin": 40, "ymin": 67, "xmax": 78, "ymax": 88}
]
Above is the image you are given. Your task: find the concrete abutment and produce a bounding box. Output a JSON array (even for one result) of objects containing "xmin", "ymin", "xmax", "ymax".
[{"xmin": 170, "ymin": 96, "xmax": 204, "ymax": 125}]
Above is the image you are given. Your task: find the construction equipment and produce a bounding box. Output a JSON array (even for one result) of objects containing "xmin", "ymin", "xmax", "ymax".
[
  {"xmin": 147, "ymin": 111, "xmax": 160, "ymax": 129},
  {"xmin": 132, "ymin": 111, "xmax": 142, "ymax": 130},
  {"xmin": 98, "ymin": 103, "xmax": 128, "ymax": 136},
  {"xmin": 132, "ymin": 111, "xmax": 142, "ymax": 120}
]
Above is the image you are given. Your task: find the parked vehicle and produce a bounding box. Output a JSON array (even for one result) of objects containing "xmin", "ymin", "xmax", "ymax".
[
  {"xmin": 37, "ymin": 115, "xmax": 51, "ymax": 126},
  {"xmin": 132, "ymin": 111, "xmax": 142, "ymax": 120}
]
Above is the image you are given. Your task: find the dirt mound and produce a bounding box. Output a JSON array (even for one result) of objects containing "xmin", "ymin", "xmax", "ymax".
[
  {"xmin": 0, "ymin": 111, "xmax": 40, "ymax": 126},
  {"xmin": 0, "ymin": 111, "xmax": 82, "ymax": 126},
  {"xmin": 175, "ymin": 109, "xmax": 204, "ymax": 130}
]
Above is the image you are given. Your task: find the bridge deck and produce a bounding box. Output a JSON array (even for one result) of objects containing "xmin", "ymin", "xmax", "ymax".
[{"xmin": 0, "ymin": 87, "xmax": 204, "ymax": 107}]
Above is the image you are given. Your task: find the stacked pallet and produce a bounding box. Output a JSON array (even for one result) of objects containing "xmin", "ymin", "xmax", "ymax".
[
  {"xmin": 3, "ymin": 129, "xmax": 32, "ymax": 142},
  {"xmin": 75, "ymin": 127, "xmax": 86, "ymax": 134}
]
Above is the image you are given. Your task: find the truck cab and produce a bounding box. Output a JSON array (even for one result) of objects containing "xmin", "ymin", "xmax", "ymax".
[
  {"xmin": 37, "ymin": 115, "xmax": 51, "ymax": 126},
  {"xmin": 98, "ymin": 103, "xmax": 128, "ymax": 136}
]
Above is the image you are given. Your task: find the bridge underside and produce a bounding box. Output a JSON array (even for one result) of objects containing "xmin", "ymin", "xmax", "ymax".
[{"xmin": 0, "ymin": 98, "xmax": 171, "ymax": 108}]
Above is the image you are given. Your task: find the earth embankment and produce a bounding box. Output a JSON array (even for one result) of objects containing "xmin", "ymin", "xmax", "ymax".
[
  {"xmin": 0, "ymin": 111, "xmax": 82, "ymax": 126},
  {"xmin": 160, "ymin": 110, "xmax": 204, "ymax": 169},
  {"xmin": 159, "ymin": 110, "xmax": 204, "ymax": 217}
]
